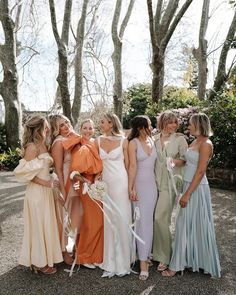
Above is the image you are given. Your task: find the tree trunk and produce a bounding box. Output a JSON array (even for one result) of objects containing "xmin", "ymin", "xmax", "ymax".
[
  {"xmin": 0, "ymin": 0, "xmax": 21, "ymax": 149},
  {"xmin": 111, "ymin": 0, "xmax": 135, "ymax": 121},
  {"xmin": 49, "ymin": 0, "xmax": 73, "ymax": 123},
  {"xmin": 147, "ymin": 0, "xmax": 193, "ymax": 103},
  {"xmin": 72, "ymin": 0, "xmax": 89, "ymax": 125},
  {"xmin": 208, "ymin": 11, "xmax": 236, "ymax": 100},
  {"xmin": 193, "ymin": 0, "xmax": 210, "ymax": 100}
]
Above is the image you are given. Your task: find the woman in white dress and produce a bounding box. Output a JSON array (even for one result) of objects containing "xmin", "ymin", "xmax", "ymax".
[
  {"xmin": 96, "ymin": 113, "xmax": 132, "ymax": 277},
  {"xmin": 14, "ymin": 115, "xmax": 63, "ymax": 274}
]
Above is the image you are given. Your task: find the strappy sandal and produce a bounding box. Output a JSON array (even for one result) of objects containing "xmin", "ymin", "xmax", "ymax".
[
  {"xmin": 162, "ymin": 269, "xmax": 182, "ymax": 277},
  {"xmin": 32, "ymin": 266, "xmax": 57, "ymax": 275},
  {"xmin": 139, "ymin": 271, "xmax": 149, "ymax": 281},
  {"xmin": 157, "ymin": 262, "xmax": 168, "ymax": 272}
]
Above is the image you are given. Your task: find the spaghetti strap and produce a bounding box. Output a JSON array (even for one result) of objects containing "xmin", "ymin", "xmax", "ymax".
[{"xmin": 97, "ymin": 136, "xmax": 101, "ymax": 149}]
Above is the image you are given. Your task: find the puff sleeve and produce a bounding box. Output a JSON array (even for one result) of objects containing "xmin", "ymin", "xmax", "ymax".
[{"xmin": 14, "ymin": 158, "xmax": 44, "ymax": 183}]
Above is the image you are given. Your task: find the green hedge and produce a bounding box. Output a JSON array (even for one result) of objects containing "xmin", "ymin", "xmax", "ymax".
[{"xmin": 123, "ymin": 84, "xmax": 236, "ymax": 170}]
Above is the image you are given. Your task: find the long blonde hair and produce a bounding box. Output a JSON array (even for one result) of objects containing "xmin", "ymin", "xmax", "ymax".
[
  {"xmin": 48, "ymin": 114, "xmax": 73, "ymax": 143},
  {"xmin": 103, "ymin": 113, "xmax": 124, "ymax": 136},
  {"xmin": 21, "ymin": 115, "xmax": 46, "ymax": 156}
]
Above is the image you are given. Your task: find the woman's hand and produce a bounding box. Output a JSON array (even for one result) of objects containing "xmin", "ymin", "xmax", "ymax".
[
  {"xmin": 94, "ymin": 173, "xmax": 102, "ymax": 181},
  {"xmin": 129, "ymin": 188, "xmax": 138, "ymax": 201},
  {"xmin": 179, "ymin": 193, "xmax": 190, "ymax": 208},
  {"xmin": 47, "ymin": 179, "xmax": 60, "ymax": 188}
]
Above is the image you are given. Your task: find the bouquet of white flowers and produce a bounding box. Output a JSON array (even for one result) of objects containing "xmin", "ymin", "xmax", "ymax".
[{"xmin": 87, "ymin": 180, "xmax": 108, "ymax": 201}]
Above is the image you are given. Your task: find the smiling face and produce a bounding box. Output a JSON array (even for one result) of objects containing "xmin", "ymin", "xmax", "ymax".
[
  {"xmin": 163, "ymin": 119, "xmax": 178, "ymax": 134},
  {"xmin": 100, "ymin": 116, "xmax": 112, "ymax": 134},
  {"xmin": 58, "ymin": 118, "xmax": 72, "ymax": 137},
  {"xmin": 80, "ymin": 121, "xmax": 94, "ymax": 141}
]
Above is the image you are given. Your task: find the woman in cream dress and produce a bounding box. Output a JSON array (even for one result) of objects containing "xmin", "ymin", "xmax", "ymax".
[{"xmin": 14, "ymin": 115, "xmax": 63, "ymax": 274}]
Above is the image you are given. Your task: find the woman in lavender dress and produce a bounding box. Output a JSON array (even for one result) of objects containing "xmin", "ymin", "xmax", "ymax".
[{"xmin": 128, "ymin": 115, "xmax": 158, "ymax": 280}]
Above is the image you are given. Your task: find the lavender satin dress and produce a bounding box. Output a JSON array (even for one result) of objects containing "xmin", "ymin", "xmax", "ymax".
[{"xmin": 133, "ymin": 138, "xmax": 158, "ymax": 261}]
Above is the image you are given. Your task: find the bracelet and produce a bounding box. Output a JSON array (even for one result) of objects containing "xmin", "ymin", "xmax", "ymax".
[{"xmin": 70, "ymin": 171, "xmax": 80, "ymax": 180}]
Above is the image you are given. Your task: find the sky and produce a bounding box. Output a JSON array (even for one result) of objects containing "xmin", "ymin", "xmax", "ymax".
[{"xmin": 0, "ymin": 0, "xmax": 235, "ymax": 115}]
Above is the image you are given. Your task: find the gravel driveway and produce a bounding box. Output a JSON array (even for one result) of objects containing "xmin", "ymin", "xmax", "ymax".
[{"xmin": 0, "ymin": 172, "xmax": 235, "ymax": 295}]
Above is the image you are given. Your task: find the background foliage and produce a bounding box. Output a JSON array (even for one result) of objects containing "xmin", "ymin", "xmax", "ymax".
[{"xmin": 123, "ymin": 83, "xmax": 236, "ymax": 169}]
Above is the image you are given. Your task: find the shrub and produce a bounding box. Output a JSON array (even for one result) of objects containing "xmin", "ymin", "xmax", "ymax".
[
  {"xmin": 206, "ymin": 93, "xmax": 236, "ymax": 169},
  {"xmin": 0, "ymin": 148, "xmax": 21, "ymax": 171}
]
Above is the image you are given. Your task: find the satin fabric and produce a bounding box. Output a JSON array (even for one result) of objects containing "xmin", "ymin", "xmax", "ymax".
[{"xmin": 63, "ymin": 135, "xmax": 104, "ymax": 264}]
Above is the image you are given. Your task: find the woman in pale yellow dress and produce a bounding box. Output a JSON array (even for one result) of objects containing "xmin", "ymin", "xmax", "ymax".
[
  {"xmin": 49, "ymin": 114, "xmax": 83, "ymax": 264},
  {"xmin": 14, "ymin": 115, "xmax": 63, "ymax": 274}
]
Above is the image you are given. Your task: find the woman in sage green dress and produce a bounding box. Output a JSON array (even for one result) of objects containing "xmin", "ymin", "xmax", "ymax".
[{"xmin": 153, "ymin": 111, "xmax": 188, "ymax": 271}]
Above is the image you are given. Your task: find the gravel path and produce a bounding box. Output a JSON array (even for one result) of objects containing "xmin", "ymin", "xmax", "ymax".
[{"xmin": 0, "ymin": 172, "xmax": 235, "ymax": 295}]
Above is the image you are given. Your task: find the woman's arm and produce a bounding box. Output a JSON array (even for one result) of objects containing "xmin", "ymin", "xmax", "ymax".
[
  {"xmin": 51, "ymin": 141, "xmax": 66, "ymax": 198},
  {"xmin": 179, "ymin": 141, "xmax": 213, "ymax": 208},
  {"xmin": 173, "ymin": 136, "xmax": 188, "ymax": 167},
  {"xmin": 123, "ymin": 138, "xmax": 129, "ymax": 171},
  {"xmin": 128, "ymin": 140, "xmax": 138, "ymax": 201}
]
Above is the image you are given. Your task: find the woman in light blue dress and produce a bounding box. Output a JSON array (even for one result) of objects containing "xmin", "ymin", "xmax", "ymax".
[{"xmin": 162, "ymin": 113, "xmax": 221, "ymax": 278}]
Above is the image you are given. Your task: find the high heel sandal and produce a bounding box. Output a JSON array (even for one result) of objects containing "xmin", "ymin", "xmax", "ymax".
[
  {"xmin": 139, "ymin": 271, "xmax": 149, "ymax": 281},
  {"xmin": 157, "ymin": 262, "xmax": 168, "ymax": 272},
  {"xmin": 31, "ymin": 265, "xmax": 57, "ymax": 275}
]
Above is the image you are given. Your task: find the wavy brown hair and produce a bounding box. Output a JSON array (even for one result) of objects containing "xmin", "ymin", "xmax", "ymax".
[
  {"xmin": 128, "ymin": 115, "xmax": 151, "ymax": 141},
  {"xmin": 21, "ymin": 115, "xmax": 46, "ymax": 156},
  {"xmin": 48, "ymin": 114, "xmax": 73, "ymax": 144}
]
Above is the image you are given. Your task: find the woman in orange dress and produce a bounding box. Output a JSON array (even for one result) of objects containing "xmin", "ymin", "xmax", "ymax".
[{"xmin": 63, "ymin": 119, "xmax": 103, "ymax": 268}]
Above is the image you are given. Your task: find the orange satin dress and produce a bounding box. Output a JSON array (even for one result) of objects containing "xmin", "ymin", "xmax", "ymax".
[{"xmin": 63, "ymin": 135, "xmax": 104, "ymax": 264}]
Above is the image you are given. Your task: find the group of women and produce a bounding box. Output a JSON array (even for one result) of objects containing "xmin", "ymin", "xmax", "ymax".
[{"xmin": 14, "ymin": 110, "xmax": 221, "ymax": 280}]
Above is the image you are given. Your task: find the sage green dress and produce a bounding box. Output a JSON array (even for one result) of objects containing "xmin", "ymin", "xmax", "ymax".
[{"xmin": 153, "ymin": 133, "xmax": 188, "ymax": 265}]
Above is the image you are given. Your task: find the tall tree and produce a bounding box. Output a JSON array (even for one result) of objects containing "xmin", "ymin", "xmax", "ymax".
[
  {"xmin": 209, "ymin": 10, "xmax": 236, "ymax": 100},
  {"xmin": 147, "ymin": 0, "xmax": 193, "ymax": 103},
  {"xmin": 72, "ymin": 0, "xmax": 89, "ymax": 124},
  {"xmin": 0, "ymin": 0, "xmax": 21, "ymax": 149},
  {"xmin": 193, "ymin": 0, "xmax": 210, "ymax": 100},
  {"xmin": 49, "ymin": 0, "xmax": 73, "ymax": 123},
  {"xmin": 111, "ymin": 0, "xmax": 135, "ymax": 120}
]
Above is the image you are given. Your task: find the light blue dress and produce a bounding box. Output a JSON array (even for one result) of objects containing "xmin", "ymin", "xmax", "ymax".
[{"xmin": 169, "ymin": 149, "xmax": 221, "ymax": 278}]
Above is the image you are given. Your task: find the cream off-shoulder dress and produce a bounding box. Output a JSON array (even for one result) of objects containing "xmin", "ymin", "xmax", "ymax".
[{"xmin": 14, "ymin": 153, "xmax": 63, "ymax": 268}]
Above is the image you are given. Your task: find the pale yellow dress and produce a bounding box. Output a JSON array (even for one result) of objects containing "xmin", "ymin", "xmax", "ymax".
[{"xmin": 14, "ymin": 153, "xmax": 63, "ymax": 268}]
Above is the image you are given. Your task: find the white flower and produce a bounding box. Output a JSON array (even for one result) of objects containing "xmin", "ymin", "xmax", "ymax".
[{"xmin": 87, "ymin": 180, "xmax": 108, "ymax": 201}]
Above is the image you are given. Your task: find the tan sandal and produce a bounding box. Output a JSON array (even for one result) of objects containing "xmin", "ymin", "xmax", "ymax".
[
  {"xmin": 162, "ymin": 269, "xmax": 183, "ymax": 277},
  {"xmin": 157, "ymin": 262, "xmax": 168, "ymax": 272},
  {"xmin": 63, "ymin": 251, "xmax": 73, "ymax": 265},
  {"xmin": 32, "ymin": 265, "xmax": 57, "ymax": 275}
]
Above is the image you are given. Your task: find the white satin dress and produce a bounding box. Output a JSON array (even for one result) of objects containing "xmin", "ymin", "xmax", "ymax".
[{"xmin": 98, "ymin": 136, "xmax": 132, "ymax": 277}]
